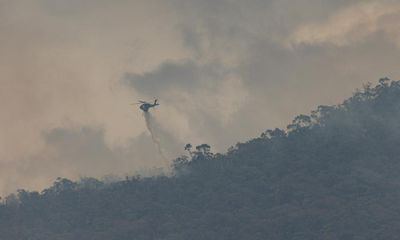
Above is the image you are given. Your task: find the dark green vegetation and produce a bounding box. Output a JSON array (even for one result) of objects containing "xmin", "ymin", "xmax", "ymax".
[{"xmin": 2, "ymin": 79, "xmax": 400, "ymax": 240}]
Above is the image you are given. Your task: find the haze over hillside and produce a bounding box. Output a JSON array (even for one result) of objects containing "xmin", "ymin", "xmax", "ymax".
[
  {"xmin": 2, "ymin": 0, "xmax": 400, "ymax": 195},
  {"xmin": 1, "ymin": 79, "xmax": 400, "ymax": 239}
]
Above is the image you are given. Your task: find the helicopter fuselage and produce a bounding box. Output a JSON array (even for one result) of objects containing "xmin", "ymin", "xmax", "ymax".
[{"xmin": 140, "ymin": 103, "xmax": 159, "ymax": 112}]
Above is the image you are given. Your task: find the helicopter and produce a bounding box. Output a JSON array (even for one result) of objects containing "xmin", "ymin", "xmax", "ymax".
[{"xmin": 132, "ymin": 99, "xmax": 160, "ymax": 112}]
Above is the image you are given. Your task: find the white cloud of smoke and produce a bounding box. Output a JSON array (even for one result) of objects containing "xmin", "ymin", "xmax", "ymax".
[{"xmin": 289, "ymin": 1, "xmax": 400, "ymax": 48}]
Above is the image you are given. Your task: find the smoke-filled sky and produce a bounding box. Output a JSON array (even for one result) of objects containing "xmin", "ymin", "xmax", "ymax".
[{"xmin": 1, "ymin": 0, "xmax": 400, "ymax": 195}]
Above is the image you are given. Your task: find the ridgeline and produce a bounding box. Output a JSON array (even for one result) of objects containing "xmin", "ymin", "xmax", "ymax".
[{"xmin": 2, "ymin": 78, "xmax": 400, "ymax": 240}]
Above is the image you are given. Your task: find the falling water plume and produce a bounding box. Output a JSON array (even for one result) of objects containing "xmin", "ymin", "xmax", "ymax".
[{"xmin": 143, "ymin": 112, "xmax": 169, "ymax": 170}]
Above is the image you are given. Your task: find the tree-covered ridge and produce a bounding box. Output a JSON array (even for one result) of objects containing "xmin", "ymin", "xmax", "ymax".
[{"xmin": 1, "ymin": 79, "xmax": 400, "ymax": 240}]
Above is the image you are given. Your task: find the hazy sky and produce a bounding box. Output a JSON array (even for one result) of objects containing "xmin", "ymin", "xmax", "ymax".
[{"xmin": 1, "ymin": 0, "xmax": 400, "ymax": 195}]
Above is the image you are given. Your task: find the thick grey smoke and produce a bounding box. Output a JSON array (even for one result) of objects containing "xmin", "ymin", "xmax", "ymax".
[{"xmin": 1, "ymin": 0, "xmax": 400, "ymax": 195}]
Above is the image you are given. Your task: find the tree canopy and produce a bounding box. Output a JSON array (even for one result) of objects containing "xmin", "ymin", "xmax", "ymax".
[{"xmin": 2, "ymin": 79, "xmax": 400, "ymax": 239}]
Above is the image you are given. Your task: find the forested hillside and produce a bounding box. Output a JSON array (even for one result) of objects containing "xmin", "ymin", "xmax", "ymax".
[{"xmin": 2, "ymin": 79, "xmax": 400, "ymax": 240}]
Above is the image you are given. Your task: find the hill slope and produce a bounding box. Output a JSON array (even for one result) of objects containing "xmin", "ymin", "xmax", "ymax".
[{"xmin": 1, "ymin": 78, "xmax": 400, "ymax": 240}]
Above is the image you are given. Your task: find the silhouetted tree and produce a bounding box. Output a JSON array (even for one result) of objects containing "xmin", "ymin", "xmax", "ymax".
[{"xmin": 184, "ymin": 143, "xmax": 193, "ymax": 157}]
